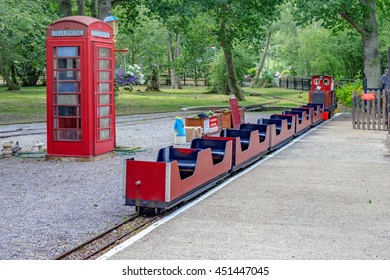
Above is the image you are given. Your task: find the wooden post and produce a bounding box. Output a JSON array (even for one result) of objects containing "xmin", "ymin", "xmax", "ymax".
[
  {"xmin": 357, "ymin": 92, "xmax": 361, "ymax": 129},
  {"xmin": 352, "ymin": 91, "xmax": 356, "ymax": 129}
]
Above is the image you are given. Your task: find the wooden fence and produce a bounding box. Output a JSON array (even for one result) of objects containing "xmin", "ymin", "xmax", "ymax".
[{"xmin": 352, "ymin": 89, "xmax": 390, "ymax": 131}]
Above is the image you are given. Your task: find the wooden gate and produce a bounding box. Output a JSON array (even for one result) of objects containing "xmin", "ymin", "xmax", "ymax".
[{"xmin": 352, "ymin": 89, "xmax": 390, "ymax": 131}]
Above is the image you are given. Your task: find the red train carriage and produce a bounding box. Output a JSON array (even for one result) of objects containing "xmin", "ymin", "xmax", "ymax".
[
  {"xmin": 125, "ymin": 76, "xmax": 336, "ymax": 214},
  {"xmin": 309, "ymin": 75, "xmax": 337, "ymax": 119}
]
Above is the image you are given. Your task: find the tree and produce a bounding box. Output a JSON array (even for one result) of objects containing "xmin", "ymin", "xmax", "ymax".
[
  {"xmin": 292, "ymin": 0, "xmax": 384, "ymax": 88},
  {"xmin": 141, "ymin": 0, "xmax": 283, "ymax": 100},
  {"xmin": 0, "ymin": 0, "xmax": 56, "ymax": 90}
]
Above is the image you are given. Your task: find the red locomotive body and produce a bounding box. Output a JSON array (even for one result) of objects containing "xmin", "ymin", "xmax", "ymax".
[{"xmin": 309, "ymin": 75, "xmax": 336, "ymax": 119}]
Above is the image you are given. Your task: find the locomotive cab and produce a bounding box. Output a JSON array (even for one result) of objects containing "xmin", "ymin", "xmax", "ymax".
[{"xmin": 309, "ymin": 75, "xmax": 337, "ymax": 119}]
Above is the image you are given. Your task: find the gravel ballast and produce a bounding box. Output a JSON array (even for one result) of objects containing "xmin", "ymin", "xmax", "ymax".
[{"xmin": 0, "ymin": 111, "xmax": 262, "ymax": 260}]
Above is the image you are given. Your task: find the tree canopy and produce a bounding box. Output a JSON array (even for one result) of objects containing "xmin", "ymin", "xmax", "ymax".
[{"xmin": 1, "ymin": 0, "xmax": 390, "ymax": 93}]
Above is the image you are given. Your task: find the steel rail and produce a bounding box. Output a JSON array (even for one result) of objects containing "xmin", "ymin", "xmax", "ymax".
[{"xmin": 54, "ymin": 213, "xmax": 141, "ymax": 260}]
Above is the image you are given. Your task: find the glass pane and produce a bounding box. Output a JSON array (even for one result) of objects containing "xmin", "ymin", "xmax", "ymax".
[
  {"xmin": 58, "ymin": 106, "xmax": 77, "ymax": 116},
  {"xmin": 99, "ymin": 94, "xmax": 110, "ymax": 104},
  {"xmin": 53, "ymin": 59, "xmax": 57, "ymax": 69},
  {"xmin": 99, "ymin": 48, "xmax": 110, "ymax": 58},
  {"xmin": 56, "ymin": 95, "xmax": 78, "ymax": 105},
  {"xmin": 99, "ymin": 60, "xmax": 110, "ymax": 69},
  {"xmin": 99, "ymin": 129, "xmax": 110, "ymax": 140},
  {"xmin": 58, "ymin": 58, "xmax": 77, "ymax": 69},
  {"xmin": 57, "ymin": 129, "xmax": 80, "ymax": 141},
  {"xmin": 58, "ymin": 71, "xmax": 77, "ymax": 80},
  {"xmin": 58, "ymin": 82, "xmax": 77, "ymax": 93},
  {"xmin": 99, "ymin": 83, "xmax": 109, "ymax": 93},
  {"xmin": 99, "ymin": 118, "xmax": 110, "ymax": 128},
  {"xmin": 99, "ymin": 106, "xmax": 110, "ymax": 117},
  {"xmin": 99, "ymin": 71, "xmax": 109, "ymax": 81},
  {"xmin": 58, "ymin": 117, "xmax": 78, "ymax": 128},
  {"xmin": 57, "ymin": 47, "xmax": 77, "ymax": 57}
]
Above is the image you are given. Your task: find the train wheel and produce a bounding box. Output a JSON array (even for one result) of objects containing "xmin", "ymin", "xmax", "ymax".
[{"xmin": 136, "ymin": 206, "xmax": 146, "ymax": 215}]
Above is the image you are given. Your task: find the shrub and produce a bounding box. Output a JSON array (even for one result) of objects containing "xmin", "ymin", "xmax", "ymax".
[{"xmin": 336, "ymin": 79, "xmax": 362, "ymax": 107}]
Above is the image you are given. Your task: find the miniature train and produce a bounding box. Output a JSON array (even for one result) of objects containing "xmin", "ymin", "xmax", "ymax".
[{"xmin": 124, "ymin": 76, "xmax": 337, "ymax": 214}]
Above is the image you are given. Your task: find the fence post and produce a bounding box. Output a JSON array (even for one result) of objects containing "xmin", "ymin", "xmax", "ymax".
[{"xmin": 352, "ymin": 91, "xmax": 356, "ymax": 129}]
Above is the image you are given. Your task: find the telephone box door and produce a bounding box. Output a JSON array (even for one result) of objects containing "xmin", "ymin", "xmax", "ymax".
[{"xmin": 93, "ymin": 43, "xmax": 115, "ymax": 155}]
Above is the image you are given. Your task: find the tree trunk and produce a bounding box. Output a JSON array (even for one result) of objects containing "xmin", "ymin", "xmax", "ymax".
[
  {"xmin": 77, "ymin": 0, "xmax": 86, "ymax": 16},
  {"xmin": 91, "ymin": 0, "xmax": 98, "ymax": 18},
  {"xmin": 167, "ymin": 30, "xmax": 182, "ymax": 89},
  {"xmin": 340, "ymin": 1, "xmax": 381, "ymax": 89},
  {"xmin": 57, "ymin": 0, "xmax": 72, "ymax": 17},
  {"xmin": 98, "ymin": 0, "xmax": 111, "ymax": 20},
  {"xmin": 252, "ymin": 31, "xmax": 272, "ymax": 87},
  {"xmin": 363, "ymin": 31, "xmax": 381, "ymax": 89},
  {"xmin": 219, "ymin": 19, "xmax": 245, "ymax": 101},
  {"xmin": 0, "ymin": 56, "xmax": 20, "ymax": 90},
  {"xmin": 173, "ymin": 34, "xmax": 182, "ymax": 89},
  {"xmin": 146, "ymin": 68, "xmax": 160, "ymax": 91}
]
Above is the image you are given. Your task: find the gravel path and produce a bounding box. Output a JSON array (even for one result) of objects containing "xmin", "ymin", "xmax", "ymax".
[{"xmin": 0, "ymin": 111, "xmax": 264, "ymax": 260}]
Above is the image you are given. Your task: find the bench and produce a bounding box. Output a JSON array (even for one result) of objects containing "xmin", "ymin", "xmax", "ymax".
[
  {"xmin": 257, "ymin": 118, "xmax": 283, "ymax": 135},
  {"xmin": 220, "ymin": 129, "xmax": 252, "ymax": 151},
  {"xmin": 157, "ymin": 146, "xmax": 199, "ymax": 179},
  {"xmin": 305, "ymin": 103, "xmax": 324, "ymax": 114},
  {"xmin": 270, "ymin": 115, "xmax": 294, "ymax": 129},
  {"xmin": 283, "ymin": 110, "xmax": 305, "ymax": 121},
  {"xmin": 239, "ymin": 123, "xmax": 268, "ymax": 142},
  {"xmin": 191, "ymin": 138, "xmax": 227, "ymax": 164}
]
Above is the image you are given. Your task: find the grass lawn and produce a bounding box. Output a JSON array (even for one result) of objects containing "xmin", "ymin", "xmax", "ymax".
[{"xmin": 0, "ymin": 85, "xmax": 308, "ymax": 125}]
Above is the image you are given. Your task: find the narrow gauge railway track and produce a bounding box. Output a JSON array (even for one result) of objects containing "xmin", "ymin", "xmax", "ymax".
[{"xmin": 54, "ymin": 213, "xmax": 159, "ymax": 260}]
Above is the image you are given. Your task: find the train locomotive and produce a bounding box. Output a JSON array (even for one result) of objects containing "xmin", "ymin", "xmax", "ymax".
[
  {"xmin": 124, "ymin": 76, "xmax": 337, "ymax": 214},
  {"xmin": 309, "ymin": 75, "xmax": 337, "ymax": 119}
]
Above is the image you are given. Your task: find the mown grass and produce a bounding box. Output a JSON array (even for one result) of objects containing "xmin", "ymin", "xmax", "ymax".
[{"xmin": 0, "ymin": 85, "xmax": 308, "ymax": 125}]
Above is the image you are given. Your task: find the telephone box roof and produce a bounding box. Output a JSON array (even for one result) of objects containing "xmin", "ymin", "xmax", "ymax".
[{"xmin": 52, "ymin": 16, "xmax": 102, "ymax": 27}]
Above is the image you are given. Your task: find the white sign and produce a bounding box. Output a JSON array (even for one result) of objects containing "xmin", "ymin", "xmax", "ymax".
[
  {"xmin": 91, "ymin": 30, "xmax": 110, "ymax": 38},
  {"xmin": 51, "ymin": 30, "xmax": 84, "ymax": 37},
  {"xmin": 203, "ymin": 119, "xmax": 210, "ymax": 134}
]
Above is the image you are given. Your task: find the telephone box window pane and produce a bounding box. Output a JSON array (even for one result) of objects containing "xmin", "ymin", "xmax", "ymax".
[
  {"xmin": 99, "ymin": 106, "xmax": 110, "ymax": 116},
  {"xmin": 99, "ymin": 83, "xmax": 109, "ymax": 93},
  {"xmin": 99, "ymin": 94, "xmax": 110, "ymax": 104},
  {"xmin": 99, "ymin": 48, "xmax": 110, "ymax": 58},
  {"xmin": 99, "ymin": 129, "xmax": 110, "ymax": 140},
  {"xmin": 58, "ymin": 82, "xmax": 77, "ymax": 92},
  {"xmin": 58, "ymin": 58, "xmax": 77, "ymax": 69},
  {"xmin": 57, "ymin": 95, "xmax": 78, "ymax": 105},
  {"xmin": 58, "ymin": 130, "xmax": 80, "ymax": 141},
  {"xmin": 58, "ymin": 106, "xmax": 77, "ymax": 116},
  {"xmin": 99, "ymin": 60, "xmax": 110, "ymax": 69},
  {"xmin": 58, "ymin": 71, "xmax": 77, "ymax": 80},
  {"xmin": 99, "ymin": 71, "xmax": 109, "ymax": 80},
  {"xmin": 53, "ymin": 59, "xmax": 57, "ymax": 69},
  {"xmin": 99, "ymin": 118, "xmax": 110, "ymax": 128},
  {"xmin": 57, "ymin": 47, "xmax": 77, "ymax": 57},
  {"xmin": 58, "ymin": 118, "xmax": 77, "ymax": 128}
]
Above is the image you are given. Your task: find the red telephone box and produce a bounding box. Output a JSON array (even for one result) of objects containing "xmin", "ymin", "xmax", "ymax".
[{"xmin": 46, "ymin": 16, "xmax": 115, "ymax": 158}]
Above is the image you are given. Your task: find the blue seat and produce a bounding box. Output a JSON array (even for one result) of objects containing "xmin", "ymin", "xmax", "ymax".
[
  {"xmin": 283, "ymin": 110, "xmax": 305, "ymax": 121},
  {"xmin": 157, "ymin": 146, "xmax": 199, "ymax": 179},
  {"xmin": 191, "ymin": 138, "xmax": 227, "ymax": 164},
  {"xmin": 239, "ymin": 123, "xmax": 268, "ymax": 142},
  {"xmin": 257, "ymin": 118, "xmax": 283, "ymax": 134},
  {"xmin": 270, "ymin": 115, "xmax": 294, "ymax": 129},
  {"xmin": 220, "ymin": 129, "xmax": 252, "ymax": 151}
]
